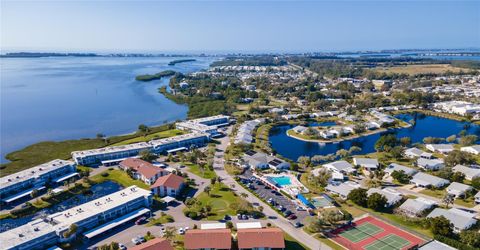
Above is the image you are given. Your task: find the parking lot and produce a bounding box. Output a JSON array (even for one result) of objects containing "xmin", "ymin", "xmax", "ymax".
[{"xmin": 239, "ymin": 170, "xmax": 310, "ymax": 226}]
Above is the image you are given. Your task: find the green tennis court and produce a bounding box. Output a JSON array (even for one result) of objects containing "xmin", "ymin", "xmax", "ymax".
[
  {"xmin": 364, "ymin": 234, "xmax": 411, "ymax": 250},
  {"xmin": 338, "ymin": 222, "xmax": 384, "ymax": 243}
]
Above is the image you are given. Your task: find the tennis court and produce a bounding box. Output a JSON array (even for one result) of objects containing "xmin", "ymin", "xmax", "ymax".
[
  {"xmin": 329, "ymin": 216, "xmax": 425, "ymax": 250},
  {"xmin": 338, "ymin": 223, "xmax": 383, "ymax": 243},
  {"xmin": 364, "ymin": 234, "xmax": 411, "ymax": 250}
]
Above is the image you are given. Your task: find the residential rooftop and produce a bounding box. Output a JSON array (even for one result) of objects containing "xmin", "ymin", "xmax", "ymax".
[{"xmin": 0, "ymin": 219, "xmax": 56, "ymax": 250}]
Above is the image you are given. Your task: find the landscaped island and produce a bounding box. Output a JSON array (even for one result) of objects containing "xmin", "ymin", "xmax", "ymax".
[
  {"xmin": 135, "ymin": 70, "xmax": 176, "ymax": 81},
  {"xmin": 168, "ymin": 59, "xmax": 196, "ymax": 66}
]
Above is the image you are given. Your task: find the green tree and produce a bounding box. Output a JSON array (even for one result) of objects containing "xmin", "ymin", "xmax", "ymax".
[
  {"xmin": 444, "ymin": 150, "xmax": 475, "ymax": 167},
  {"xmin": 297, "ymin": 156, "xmax": 312, "ymax": 168},
  {"xmin": 399, "ymin": 137, "xmax": 411, "ymax": 147},
  {"xmin": 163, "ymin": 226, "xmax": 176, "ymax": 241},
  {"xmin": 391, "ymin": 170, "xmax": 411, "ymax": 184},
  {"xmin": 446, "ymin": 135, "xmax": 457, "ymax": 143},
  {"xmin": 428, "ymin": 216, "xmax": 453, "ymax": 237},
  {"xmin": 459, "ymin": 135, "xmax": 478, "ymax": 146},
  {"xmin": 139, "ymin": 150, "xmax": 157, "ymax": 162},
  {"xmin": 471, "ymin": 176, "xmax": 480, "ymax": 189},
  {"xmin": 374, "ymin": 134, "xmax": 398, "ymax": 152},
  {"xmin": 459, "ymin": 230, "xmax": 480, "ymax": 248},
  {"xmin": 347, "ymin": 188, "xmax": 368, "ymax": 207},
  {"xmin": 204, "ymin": 186, "xmax": 212, "ymax": 196},
  {"xmin": 367, "ymin": 193, "xmax": 387, "ymax": 211},
  {"xmin": 442, "ymin": 193, "xmax": 454, "ymax": 209}
]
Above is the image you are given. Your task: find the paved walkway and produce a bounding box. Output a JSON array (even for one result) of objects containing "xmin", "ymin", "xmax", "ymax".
[{"xmin": 212, "ymin": 127, "xmax": 329, "ymax": 250}]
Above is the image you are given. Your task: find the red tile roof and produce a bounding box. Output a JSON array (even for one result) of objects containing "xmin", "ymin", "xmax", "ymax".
[
  {"xmin": 130, "ymin": 238, "xmax": 173, "ymax": 250},
  {"xmin": 151, "ymin": 173, "xmax": 184, "ymax": 190},
  {"xmin": 184, "ymin": 229, "xmax": 232, "ymax": 250},
  {"xmin": 120, "ymin": 158, "xmax": 165, "ymax": 179},
  {"xmin": 237, "ymin": 228, "xmax": 285, "ymax": 249}
]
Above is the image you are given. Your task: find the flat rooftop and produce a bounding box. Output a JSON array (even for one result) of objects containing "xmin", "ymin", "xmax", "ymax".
[
  {"xmin": 150, "ymin": 132, "xmax": 208, "ymax": 147},
  {"xmin": 47, "ymin": 186, "xmax": 151, "ymax": 230},
  {"xmin": 0, "ymin": 219, "xmax": 56, "ymax": 250},
  {"xmin": 0, "ymin": 159, "xmax": 75, "ymax": 189},
  {"xmin": 71, "ymin": 142, "xmax": 151, "ymax": 158}
]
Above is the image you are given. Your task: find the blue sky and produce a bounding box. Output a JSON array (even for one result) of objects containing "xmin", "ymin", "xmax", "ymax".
[{"xmin": 1, "ymin": 1, "xmax": 479, "ymax": 53}]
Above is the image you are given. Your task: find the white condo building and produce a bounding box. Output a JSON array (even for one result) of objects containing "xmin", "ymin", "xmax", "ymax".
[
  {"xmin": 0, "ymin": 186, "xmax": 152, "ymax": 250},
  {"xmin": 0, "ymin": 159, "xmax": 76, "ymax": 203}
]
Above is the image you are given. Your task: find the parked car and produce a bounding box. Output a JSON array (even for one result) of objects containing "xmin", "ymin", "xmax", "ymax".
[
  {"xmin": 237, "ymin": 214, "xmax": 242, "ymax": 219},
  {"xmin": 284, "ymin": 210, "xmax": 292, "ymax": 217},
  {"xmin": 119, "ymin": 243, "xmax": 127, "ymax": 250},
  {"xmin": 135, "ymin": 216, "xmax": 147, "ymax": 225},
  {"xmin": 178, "ymin": 228, "xmax": 185, "ymax": 235},
  {"xmin": 131, "ymin": 236, "xmax": 142, "ymax": 245},
  {"xmin": 294, "ymin": 222, "xmax": 303, "ymax": 228},
  {"xmin": 224, "ymin": 214, "xmax": 231, "ymax": 220},
  {"xmin": 296, "ymin": 206, "xmax": 305, "ymax": 211},
  {"xmin": 242, "ymin": 214, "xmax": 248, "ymax": 220},
  {"xmin": 288, "ymin": 214, "xmax": 297, "ymax": 220}
]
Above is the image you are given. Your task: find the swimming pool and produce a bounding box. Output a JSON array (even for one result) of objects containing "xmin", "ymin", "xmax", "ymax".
[{"xmin": 268, "ymin": 176, "xmax": 292, "ymax": 187}]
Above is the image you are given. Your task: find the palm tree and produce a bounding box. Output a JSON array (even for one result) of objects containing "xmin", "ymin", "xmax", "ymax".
[
  {"xmin": 204, "ymin": 186, "xmax": 212, "ymax": 196},
  {"xmin": 443, "ymin": 193, "xmax": 454, "ymax": 208},
  {"xmin": 163, "ymin": 226, "xmax": 176, "ymax": 241}
]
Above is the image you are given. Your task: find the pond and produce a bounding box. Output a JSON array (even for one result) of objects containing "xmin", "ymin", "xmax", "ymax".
[
  {"xmin": 269, "ymin": 113, "xmax": 480, "ymax": 161},
  {"xmin": 0, "ymin": 181, "xmax": 122, "ymax": 232}
]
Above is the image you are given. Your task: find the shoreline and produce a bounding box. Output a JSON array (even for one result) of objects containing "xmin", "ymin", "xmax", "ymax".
[{"xmin": 285, "ymin": 123, "xmax": 412, "ymax": 143}]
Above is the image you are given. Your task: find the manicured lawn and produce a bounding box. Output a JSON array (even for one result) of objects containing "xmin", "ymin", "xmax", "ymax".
[
  {"xmin": 315, "ymin": 234, "xmax": 344, "ymax": 250},
  {"xmin": 90, "ymin": 169, "xmax": 149, "ymax": 189},
  {"xmin": 195, "ymin": 184, "xmax": 242, "ymax": 220},
  {"xmin": 147, "ymin": 213, "xmax": 175, "ymax": 226},
  {"xmin": 454, "ymin": 197, "xmax": 476, "ymax": 208},
  {"xmin": 419, "ymin": 189, "xmax": 445, "ymax": 199},
  {"xmin": 184, "ymin": 162, "xmax": 216, "ymax": 179},
  {"xmin": 111, "ymin": 129, "xmax": 185, "ymax": 146},
  {"xmin": 285, "ymin": 233, "xmax": 311, "ymax": 250}
]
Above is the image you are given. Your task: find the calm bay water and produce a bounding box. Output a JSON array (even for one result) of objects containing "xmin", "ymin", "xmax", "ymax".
[
  {"xmin": 0, "ymin": 56, "xmax": 216, "ymax": 161},
  {"xmin": 269, "ymin": 113, "xmax": 480, "ymax": 161}
]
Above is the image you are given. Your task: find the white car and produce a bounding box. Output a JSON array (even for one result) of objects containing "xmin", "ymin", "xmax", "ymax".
[
  {"xmin": 119, "ymin": 243, "xmax": 127, "ymax": 250},
  {"xmin": 131, "ymin": 237, "xmax": 141, "ymax": 245},
  {"xmin": 178, "ymin": 228, "xmax": 185, "ymax": 235},
  {"xmin": 184, "ymin": 226, "xmax": 190, "ymax": 231}
]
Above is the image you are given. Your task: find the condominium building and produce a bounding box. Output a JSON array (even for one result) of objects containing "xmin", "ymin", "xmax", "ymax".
[
  {"xmin": 0, "ymin": 159, "xmax": 76, "ymax": 203},
  {"xmin": 176, "ymin": 115, "xmax": 230, "ymax": 136},
  {"xmin": 0, "ymin": 186, "xmax": 152, "ymax": 250},
  {"xmin": 71, "ymin": 133, "xmax": 209, "ymax": 166}
]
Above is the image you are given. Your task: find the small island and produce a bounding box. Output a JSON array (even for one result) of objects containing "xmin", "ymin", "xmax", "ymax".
[
  {"xmin": 135, "ymin": 70, "xmax": 176, "ymax": 81},
  {"xmin": 168, "ymin": 59, "xmax": 196, "ymax": 66}
]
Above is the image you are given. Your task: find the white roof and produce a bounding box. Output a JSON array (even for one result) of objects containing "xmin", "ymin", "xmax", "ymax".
[
  {"xmin": 353, "ymin": 158, "xmax": 378, "ymax": 168},
  {"xmin": 150, "ymin": 132, "xmax": 209, "ymax": 147},
  {"xmin": 411, "ymin": 172, "xmax": 449, "ymax": 187},
  {"xmin": 453, "ymin": 164, "xmax": 480, "ymax": 179},
  {"xmin": 72, "ymin": 142, "xmax": 151, "ymax": 158},
  {"xmin": 427, "ymin": 208, "xmax": 477, "ymax": 230},
  {"xmin": 0, "ymin": 219, "xmax": 56, "ymax": 250},
  {"xmin": 0, "ymin": 159, "xmax": 75, "ymax": 189},
  {"xmin": 326, "ymin": 181, "xmax": 360, "ymax": 197},
  {"xmin": 236, "ymin": 222, "xmax": 262, "ymax": 229},
  {"xmin": 419, "ymin": 240, "xmax": 457, "ymax": 250},
  {"xmin": 324, "ymin": 161, "xmax": 355, "ymax": 173},
  {"xmin": 447, "ymin": 182, "xmax": 473, "ymax": 193},
  {"xmin": 47, "ymin": 186, "xmax": 151, "ymax": 231},
  {"xmin": 200, "ymin": 223, "xmax": 226, "ymax": 230},
  {"xmin": 417, "ymin": 158, "xmax": 444, "ymax": 168},
  {"xmin": 367, "ymin": 188, "xmax": 402, "ymax": 205},
  {"xmin": 399, "ymin": 197, "xmax": 435, "ymax": 214},
  {"xmin": 385, "ymin": 163, "xmax": 417, "ymax": 176}
]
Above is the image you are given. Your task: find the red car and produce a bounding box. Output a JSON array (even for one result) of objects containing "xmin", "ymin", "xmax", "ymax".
[
  {"xmin": 288, "ymin": 214, "xmax": 297, "ymax": 220},
  {"xmin": 135, "ymin": 216, "xmax": 147, "ymax": 225}
]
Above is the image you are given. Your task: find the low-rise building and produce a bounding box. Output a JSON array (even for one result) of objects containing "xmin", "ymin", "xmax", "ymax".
[
  {"xmin": 243, "ymin": 151, "xmax": 290, "ymax": 170},
  {"xmin": 410, "ymin": 172, "xmax": 449, "ymax": 188},
  {"xmin": 176, "ymin": 115, "xmax": 230, "ymax": 136},
  {"xmin": 352, "ymin": 158, "xmax": 378, "ymax": 171},
  {"xmin": 184, "ymin": 229, "xmax": 232, "ymax": 250},
  {"xmin": 427, "ymin": 208, "xmax": 477, "ymax": 232},
  {"xmin": 416, "ymin": 158, "xmax": 444, "ymax": 171},
  {"xmin": 425, "ymin": 144, "xmax": 454, "ymax": 154},
  {"xmin": 119, "ymin": 158, "xmax": 168, "ymax": 185},
  {"xmin": 475, "ymin": 191, "xmax": 480, "ymax": 204},
  {"xmin": 397, "ymin": 197, "xmax": 437, "ymax": 218},
  {"xmin": 460, "ymin": 145, "xmax": 480, "ymax": 155},
  {"xmin": 452, "ymin": 164, "xmax": 480, "ymax": 181},
  {"xmin": 0, "ymin": 219, "xmax": 58, "ymax": 250},
  {"xmin": 237, "ymin": 228, "xmax": 285, "ymax": 250},
  {"xmin": 0, "ymin": 159, "xmax": 77, "ymax": 203},
  {"xmin": 150, "ymin": 173, "xmax": 185, "ymax": 197},
  {"xmin": 325, "ymin": 181, "xmax": 360, "ymax": 199},
  {"xmin": 292, "ymin": 125, "xmax": 308, "ymax": 134},
  {"xmin": 419, "ymin": 240, "xmax": 457, "ymax": 250},
  {"xmin": 384, "ymin": 163, "xmax": 418, "ymax": 177},
  {"xmin": 404, "ymin": 147, "xmax": 432, "ymax": 159},
  {"xmin": 366, "ymin": 188, "xmax": 402, "ymax": 207},
  {"xmin": 234, "ymin": 119, "xmax": 264, "ymax": 145},
  {"xmin": 323, "ymin": 161, "xmax": 356, "ymax": 175},
  {"xmin": 446, "ymin": 182, "xmax": 473, "ymax": 198}
]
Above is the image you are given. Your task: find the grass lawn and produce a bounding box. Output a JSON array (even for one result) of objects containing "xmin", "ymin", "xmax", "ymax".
[
  {"xmin": 90, "ymin": 169, "xmax": 149, "ymax": 189},
  {"xmin": 0, "ymin": 123, "xmax": 175, "ymax": 177},
  {"xmin": 285, "ymin": 233, "xmax": 311, "ymax": 250},
  {"xmin": 195, "ymin": 184, "xmax": 242, "ymax": 220},
  {"xmin": 454, "ymin": 197, "xmax": 476, "ymax": 208},
  {"xmin": 372, "ymin": 64, "xmax": 469, "ymax": 75},
  {"xmin": 111, "ymin": 129, "xmax": 185, "ymax": 146},
  {"xmin": 147, "ymin": 213, "xmax": 175, "ymax": 226},
  {"xmin": 184, "ymin": 162, "xmax": 216, "ymax": 179},
  {"xmin": 315, "ymin": 234, "xmax": 345, "ymax": 250},
  {"xmin": 419, "ymin": 189, "xmax": 445, "ymax": 199}
]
